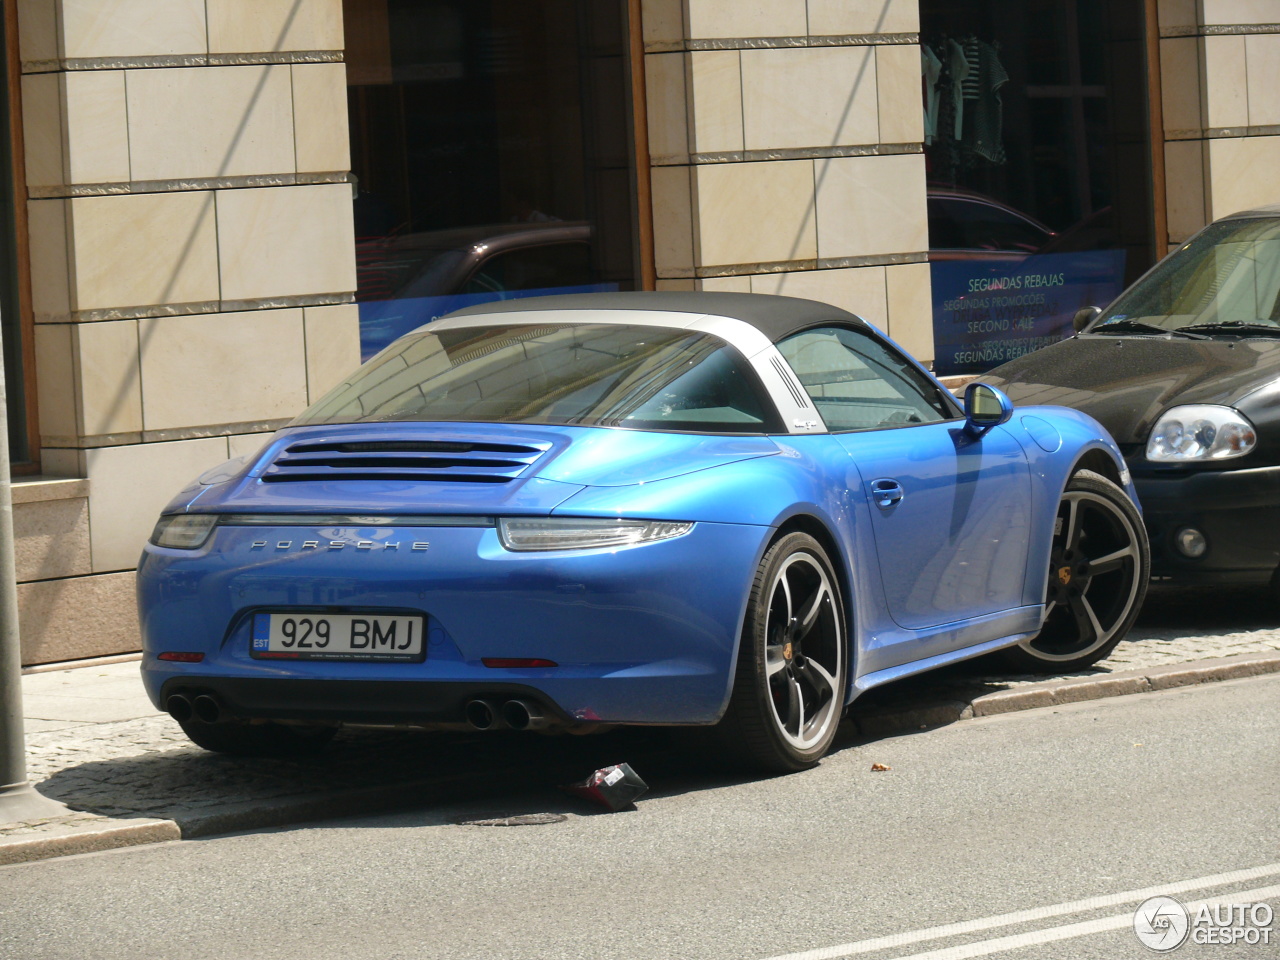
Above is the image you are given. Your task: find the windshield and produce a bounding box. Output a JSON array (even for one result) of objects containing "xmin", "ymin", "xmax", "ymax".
[
  {"xmin": 293, "ymin": 323, "xmax": 784, "ymax": 434},
  {"xmin": 1094, "ymin": 217, "xmax": 1280, "ymax": 337}
]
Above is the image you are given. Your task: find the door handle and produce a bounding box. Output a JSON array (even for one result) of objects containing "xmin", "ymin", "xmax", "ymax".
[{"xmin": 871, "ymin": 478, "xmax": 904, "ymax": 509}]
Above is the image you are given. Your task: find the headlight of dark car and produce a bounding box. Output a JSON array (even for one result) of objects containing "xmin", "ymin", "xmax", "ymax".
[
  {"xmin": 1146, "ymin": 404, "xmax": 1257, "ymax": 462},
  {"xmin": 150, "ymin": 515, "xmax": 218, "ymax": 549}
]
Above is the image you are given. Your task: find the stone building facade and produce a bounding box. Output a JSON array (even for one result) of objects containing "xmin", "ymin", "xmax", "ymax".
[
  {"xmin": 1159, "ymin": 0, "xmax": 1280, "ymax": 243},
  {"xmin": 11, "ymin": 0, "xmax": 357, "ymax": 663},
  {"xmin": 7, "ymin": 0, "xmax": 1280, "ymax": 664},
  {"xmin": 643, "ymin": 0, "xmax": 933, "ymax": 362}
]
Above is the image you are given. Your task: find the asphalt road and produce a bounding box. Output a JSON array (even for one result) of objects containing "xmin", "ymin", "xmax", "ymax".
[{"xmin": 2, "ymin": 674, "xmax": 1277, "ymax": 960}]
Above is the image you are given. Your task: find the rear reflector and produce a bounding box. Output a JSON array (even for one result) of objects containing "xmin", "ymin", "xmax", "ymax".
[
  {"xmin": 158, "ymin": 651, "xmax": 205, "ymax": 662},
  {"xmin": 481, "ymin": 658, "xmax": 557, "ymax": 668}
]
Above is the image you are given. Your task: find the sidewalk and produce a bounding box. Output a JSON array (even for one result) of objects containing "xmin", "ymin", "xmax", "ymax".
[{"xmin": 4, "ymin": 585, "xmax": 1280, "ymax": 865}]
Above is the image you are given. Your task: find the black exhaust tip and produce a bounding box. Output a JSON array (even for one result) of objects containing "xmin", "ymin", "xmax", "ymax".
[
  {"xmin": 166, "ymin": 693, "xmax": 193, "ymax": 723},
  {"xmin": 464, "ymin": 699, "xmax": 498, "ymax": 731},
  {"xmin": 192, "ymin": 694, "xmax": 222, "ymax": 724},
  {"xmin": 502, "ymin": 699, "xmax": 549, "ymax": 731}
]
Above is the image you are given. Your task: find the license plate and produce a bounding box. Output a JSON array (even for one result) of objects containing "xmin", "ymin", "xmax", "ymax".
[{"xmin": 250, "ymin": 613, "xmax": 425, "ymax": 661}]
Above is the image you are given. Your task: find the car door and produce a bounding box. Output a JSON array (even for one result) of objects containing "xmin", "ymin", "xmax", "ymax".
[{"xmin": 776, "ymin": 325, "xmax": 1033, "ymax": 632}]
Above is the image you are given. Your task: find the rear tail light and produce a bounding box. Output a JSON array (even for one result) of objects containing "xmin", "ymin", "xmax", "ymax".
[
  {"xmin": 158, "ymin": 652, "xmax": 205, "ymax": 662},
  {"xmin": 150, "ymin": 514, "xmax": 218, "ymax": 549}
]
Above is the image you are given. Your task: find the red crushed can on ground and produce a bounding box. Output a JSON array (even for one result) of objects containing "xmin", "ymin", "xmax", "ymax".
[{"xmin": 561, "ymin": 763, "xmax": 648, "ymax": 811}]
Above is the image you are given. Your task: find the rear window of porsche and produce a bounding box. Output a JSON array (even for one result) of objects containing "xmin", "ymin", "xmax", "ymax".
[{"xmin": 293, "ymin": 323, "xmax": 784, "ymax": 434}]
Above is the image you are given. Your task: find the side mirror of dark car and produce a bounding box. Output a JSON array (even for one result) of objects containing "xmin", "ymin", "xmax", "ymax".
[
  {"xmin": 964, "ymin": 382, "xmax": 1014, "ymax": 434},
  {"xmin": 1073, "ymin": 305, "xmax": 1101, "ymax": 332}
]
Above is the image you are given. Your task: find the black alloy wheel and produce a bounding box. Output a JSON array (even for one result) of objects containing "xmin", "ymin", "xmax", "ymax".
[
  {"xmin": 1000, "ymin": 469, "xmax": 1149, "ymax": 673},
  {"xmin": 713, "ymin": 531, "xmax": 848, "ymax": 772}
]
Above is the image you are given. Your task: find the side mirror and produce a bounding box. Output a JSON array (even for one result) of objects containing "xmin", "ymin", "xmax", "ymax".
[
  {"xmin": 1072, "ymin": 305, "xmax": 1101, "ymax": 332},
  {"xmin": 964, "ymin": 382, "xmax": 1014, "ymax": 433}
]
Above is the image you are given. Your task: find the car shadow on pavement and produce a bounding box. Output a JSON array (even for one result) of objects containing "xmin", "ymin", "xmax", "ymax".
[{"xmin": 31, "ymin": 723, "xmax": 740, "ymax": 831}]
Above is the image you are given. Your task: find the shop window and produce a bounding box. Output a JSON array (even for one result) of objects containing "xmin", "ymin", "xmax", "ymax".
[
  {"xmin": 922, "ymin": 0, "xmax": 1157, "ymax": 375},
  {"xmin": 343, "ymin": 0, "xmax": 639, "ymax": 360}
]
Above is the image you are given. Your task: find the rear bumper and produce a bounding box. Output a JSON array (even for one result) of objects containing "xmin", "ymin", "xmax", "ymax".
[
  {"xmin": 158, "ymin": 677, "xmax": 572, "ymax": 726},
  {"xmin": 138, "ymin": 519, "xmax": 770, "ymax": 725},
  {"xmin": 1134, "ymin": 464, "xmax": 1280, "ymax": 582}
]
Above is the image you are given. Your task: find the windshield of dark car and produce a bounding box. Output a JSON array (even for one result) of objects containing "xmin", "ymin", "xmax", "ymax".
[
  {"xmin": 1094, "ymin": 217, "xmax": 1280, "ymax": 336},
  {"xmin": 292, "ymin": 323, "xmax": 784, "ymax": 434}
]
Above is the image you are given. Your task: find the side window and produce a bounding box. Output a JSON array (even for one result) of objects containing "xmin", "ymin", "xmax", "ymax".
[
  {"xmin": 776, "ymin": 327, "xmax": 955, "ymax": 432},
  {"xmin": 463, "ymin": 242, "xmax": 595, "ymax": 294}
]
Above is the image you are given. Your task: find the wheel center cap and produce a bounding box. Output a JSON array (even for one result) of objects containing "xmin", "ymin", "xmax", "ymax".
[
  {"xmin": 1057, "ymin": 565, "xmax": 1073, "ymax": 586},
  {"xmin": 782, "ymin": 642, "xmax": 794, "ymax": 661}
]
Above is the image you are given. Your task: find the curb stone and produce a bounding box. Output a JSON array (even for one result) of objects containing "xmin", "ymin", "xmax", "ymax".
[
  {"xmin": 0, "ymin": 815, "xmax": 179, "ymax": 866},
  {"xmin": 853, "ymin": 650, "xmax": 1280, "ymax": 733},
  {"xmin": 5, "ymin": 650, "xmax": 1280, "ymax": 866}
]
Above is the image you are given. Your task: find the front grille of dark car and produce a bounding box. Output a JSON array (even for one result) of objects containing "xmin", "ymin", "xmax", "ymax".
[{"xmin": 261, "ymin": 439, "xmax": 551, "ymax": 484}]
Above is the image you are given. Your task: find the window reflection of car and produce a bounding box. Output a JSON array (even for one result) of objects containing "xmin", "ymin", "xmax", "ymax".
[
  {"xmin": 927, "ymin": 187, "xmax": 1057, "ymax": 262},
  {"xmin": 980, "ymin": 205, "xmax": 1280, "ymax": 586},
  {"xmin": 356, "ymin": 221, "xmax": 595, "ymax": 302},
  {"xmin": 355, "ymin": 221, "xmax": 610, "ymax": 359},
  {"xmin": 1036, "ymin": 206, "xmax": 1114, "ymax": 256}
]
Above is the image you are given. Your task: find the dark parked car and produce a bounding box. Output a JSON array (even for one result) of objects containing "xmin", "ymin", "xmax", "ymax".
[{"xmin": 980, "ymin": 204, "xmax": 1280, "ymax": 585}]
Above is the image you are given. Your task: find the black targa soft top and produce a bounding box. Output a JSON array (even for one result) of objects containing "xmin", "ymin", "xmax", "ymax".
[
  {"xmin": 1222, "ymin": 202, "xmax": 1280, "ymax": 221},
  {"xmin": 443, "ymin": 291, "xmax": 870, "ymax": 345}
]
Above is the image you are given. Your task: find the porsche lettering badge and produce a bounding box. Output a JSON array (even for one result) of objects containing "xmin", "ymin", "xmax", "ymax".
[{"xmin": 250, "ymin": 540, "xmax": 430, "ymax": 552}]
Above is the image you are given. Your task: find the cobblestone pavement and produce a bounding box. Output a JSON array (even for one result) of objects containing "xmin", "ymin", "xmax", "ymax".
[
  {"xmin": 937, "ymin": 585, "xmax": 1280, "ymax": 686},
  {"xmin": 13, "ymin": 584, "xmax": 1280, "ymax": 833}
]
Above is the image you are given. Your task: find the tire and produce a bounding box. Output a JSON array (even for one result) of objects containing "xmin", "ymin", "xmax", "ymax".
[
  {"xmin": 178, "ymin": 719, "xmax": 337, "ymax": 758},
  {"xmin": 714, "ymin": 532, "xmax": 848, "ymax": 773},
  {"xmin": 997, "ymin": 469, "xmax": 1149, "ymax": 673}
]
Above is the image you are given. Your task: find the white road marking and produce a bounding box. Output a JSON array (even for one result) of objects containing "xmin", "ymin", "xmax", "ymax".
[
  {"xmin": 881, "ymin": 883, "xmax": 1280, "ymax": 960},
  {"xmin": 762, "ymin": 863, "xmax": 1280, "ymax": 960}
]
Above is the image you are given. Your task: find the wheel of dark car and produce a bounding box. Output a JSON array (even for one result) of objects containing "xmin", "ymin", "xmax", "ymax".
[
  {"xmin": 1000, "ymin": 469, "xmax": 1149, "ymax": 673},
  {"xmin": 715, "ymin": 532, "xmax": 847, "ymax": 773},
  {"xmin": 178, "ymin": 719, "xmax": 337, "ymax": 758}
]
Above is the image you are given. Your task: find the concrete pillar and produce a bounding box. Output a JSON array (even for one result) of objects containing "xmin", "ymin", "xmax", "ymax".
[
  {"xmin": 640, "ymin": 0, "xmax": 933, "ymax": 361},
  {"xmin": 12, "ymin": 0, "xmax": 359, "ymax": 662},
  {"xmin": 1158, "ymin": 0, "xmax": 1280, "ymax": 243}
]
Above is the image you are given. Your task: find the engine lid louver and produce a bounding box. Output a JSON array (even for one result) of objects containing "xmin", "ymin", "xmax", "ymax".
[{"xmin": 261, "ymin": 438, "xmax": 551, "ymax": 484}]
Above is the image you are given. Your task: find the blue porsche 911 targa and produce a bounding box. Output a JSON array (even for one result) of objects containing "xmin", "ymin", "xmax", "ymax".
[{"xmin": 138, "ymin": 292, "xmax": 1148, "ymax": 772}]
